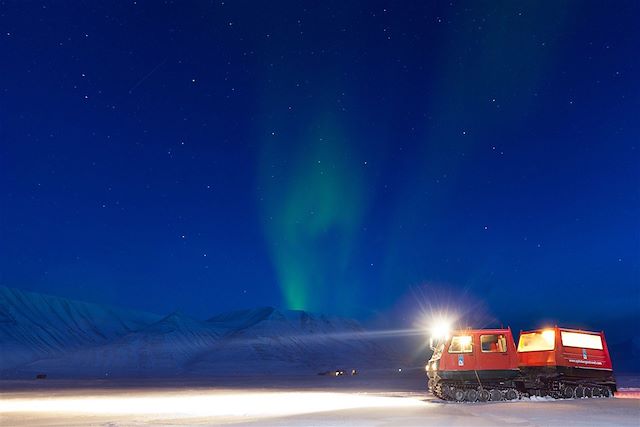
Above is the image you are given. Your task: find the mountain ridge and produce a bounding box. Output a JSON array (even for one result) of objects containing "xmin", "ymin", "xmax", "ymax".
[{"xmin": 0, "ymin": 286, "xmax": 399, "ymax": 378}]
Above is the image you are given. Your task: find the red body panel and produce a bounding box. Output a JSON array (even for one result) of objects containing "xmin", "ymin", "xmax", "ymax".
[
  {"xmin": 517, "ymin": 326, "xmax": 613, "ymax": 371},
  {"xmin": 438, "ymin": 328, "xmax": 519, "ymax": 372}
]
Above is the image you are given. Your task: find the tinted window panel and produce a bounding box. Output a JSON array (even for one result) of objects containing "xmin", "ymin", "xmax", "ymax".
[{"xmin": 481, "ymin": 334, "xmax": 507, "ymax": 352}]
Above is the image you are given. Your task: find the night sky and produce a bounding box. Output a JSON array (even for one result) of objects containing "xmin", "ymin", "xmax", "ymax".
[{"xmin": 1, "ymin": 2, "xmax": 638, "ymax": 330}]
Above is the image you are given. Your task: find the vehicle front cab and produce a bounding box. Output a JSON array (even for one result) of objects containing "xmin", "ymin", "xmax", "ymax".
[{"xmin": 427, "ymin": 328, "xmax": 519, "ymax": 382}]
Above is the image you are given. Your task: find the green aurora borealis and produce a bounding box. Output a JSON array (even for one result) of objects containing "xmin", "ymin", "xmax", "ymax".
[
  {"xmin": 260, "ymin": 114, "xmax": 365, "ymax": 311},
  {"xmin": 256, "ymin": 2, "xmax": 567, "ymax": 313}
]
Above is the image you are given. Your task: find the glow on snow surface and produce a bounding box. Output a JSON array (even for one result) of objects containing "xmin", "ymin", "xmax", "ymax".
[{"xmin": 0, "ymin": 389, "xmax": 425, "ymax": 419}]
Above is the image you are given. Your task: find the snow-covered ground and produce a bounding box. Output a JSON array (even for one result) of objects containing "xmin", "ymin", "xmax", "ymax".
[{"xmin": 1, "ymin": 375, "xmax": 639, "ymax": 426}]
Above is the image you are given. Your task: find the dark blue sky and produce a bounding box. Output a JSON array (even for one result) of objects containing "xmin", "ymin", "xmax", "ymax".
[{"xmin": 1, "ymin": 1, "xmax": 638, "ymax": 330}]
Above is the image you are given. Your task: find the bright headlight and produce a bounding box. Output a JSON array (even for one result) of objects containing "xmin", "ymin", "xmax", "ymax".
[{"xmin": 430, "ymin": 320, "xmax": 451, "ymax": 340}]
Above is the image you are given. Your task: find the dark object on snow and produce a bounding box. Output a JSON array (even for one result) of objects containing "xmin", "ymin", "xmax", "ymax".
[
  {"xmin": 318, "ymin": 369, "xmax": 346, "ymax": 376},
  {"xmin": 35, "ymin": 373, "xmax": 47, "ymax": 379},
  {"xmin": 351, "ymin": 369, "xmax": 358, "ymax": 376}
]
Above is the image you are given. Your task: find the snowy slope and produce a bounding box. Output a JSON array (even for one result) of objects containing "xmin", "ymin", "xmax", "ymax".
[
  {"xmin": 1, "ymin": 289, "xmax": 399, "ymax": 378},
  {"xmin": 189, "ymin": 307, "xmax": 397, "ymax": 374},
  {"xmin": 0, "ymin": 286, "xmax": 161, "ymax": 373},
  {"xmin": 25, "ymin": 312, "xmax": 224, "ymax": 377}
]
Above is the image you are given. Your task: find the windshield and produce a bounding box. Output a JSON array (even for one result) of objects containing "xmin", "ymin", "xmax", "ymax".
[
  {"xmin": 517, "ymin": 330, "xmax": 555, "ymax": 352},
  {"xmin": 448, "ymin": 335, "xmax": 473, "ymax": 353}
]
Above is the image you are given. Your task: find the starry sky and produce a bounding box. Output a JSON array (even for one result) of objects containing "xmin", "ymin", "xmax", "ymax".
[{"xmin": 1, "ymin": 2, "xmax": 638, "ymax": 330}]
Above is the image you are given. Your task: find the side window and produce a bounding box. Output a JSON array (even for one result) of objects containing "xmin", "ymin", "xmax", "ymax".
[
  {"xmin": 560, "ymin": 331, "xmax": 603, "ymax": 350},
  {"xmin": 518, "ymin": 331, "xmax": 555, "ymax": 352},
  {"xmin": 448, "ymin": 335, "xmax": 473, "ymax": 353},
  {"xmin": 481, "ymin": 334, "xmax": 508, "ymax": 353}
]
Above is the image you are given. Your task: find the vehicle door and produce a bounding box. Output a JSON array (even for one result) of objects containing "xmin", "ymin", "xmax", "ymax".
[{"xmin": 477, "ymin": 333, "xmax": 512, "ymax": 371}]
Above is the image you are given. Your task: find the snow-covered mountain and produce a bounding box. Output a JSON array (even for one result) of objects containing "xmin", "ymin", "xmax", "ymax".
[
  {"xmin": 0, "ymin": 286, "xmax": 161, "ymax": 373},
  {"xmin": 190, "ymin": 307, "xmax": 394, "ymax": 375},
  {"xmin": 23, "ymin": 312, "xmax": 225, "ymax": 377},
  {"xmin": 0, "ymin": 287, "xmax": 399, "ymax": 378}
]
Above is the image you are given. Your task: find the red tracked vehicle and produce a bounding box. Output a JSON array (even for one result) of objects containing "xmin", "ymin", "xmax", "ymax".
[
  {"xmin": 426, "ymin": 325, "xmax": 617, "ymax": 402},
  {"xmin": 427, "ymin": 328, "xmax": 522, "ymax": 402},
  {"xmin": 517, "ymin": 326, "xmax": 616, "ymax": 398}
]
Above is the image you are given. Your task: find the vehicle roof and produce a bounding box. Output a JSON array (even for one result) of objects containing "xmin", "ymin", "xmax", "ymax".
[{"xmin": 450, "ymin": 328, "xmax": 512, "ymax": 335}]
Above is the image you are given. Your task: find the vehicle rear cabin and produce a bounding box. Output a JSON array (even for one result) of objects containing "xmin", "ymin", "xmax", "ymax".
[{"xmin": 517, "ymin": 326, "xmax": 616, "ymax": 397}]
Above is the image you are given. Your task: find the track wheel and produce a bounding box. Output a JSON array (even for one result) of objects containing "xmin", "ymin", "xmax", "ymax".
[
  {"xmin": 575, "ymin": 386, "xmax": 585, "ymax": 398},
  {"xmin": 584, "ymin": 387, "xmax": 593, "ymax": 398},
  {"xmin": 431, "ymin": 383, "xmax": 441, "ymax": 399},
  {"xmin": 478, "ymin": 389, "xmax": 490, "ymax": 402},
  {"xmin": 489, "ymin": 389, "xmax": 503, "ymax": 401},
  {"xmin": 434, "ymin": 382, "xmax": 451, "ymax": 400},
  {"xmin": 442, "ymin": 384, "xmax": 453, "ymax": 400},
  {"xmin": 505, "ymin": 389, "xmax": 519, "ymax": 401},
  {"xmin": 603, "ymin": 387, "xmax": 613, "ymax": 398},
  {"xmin": 453, "ymin": 388, "xmax": 466, "ymax": 402},
  {"xmin": 465, "ymin": 389, "xmax": 478, "ymax": 402},
  {"xmin": 563, "ymin": 386, "xmax": 575, "ymax": 399},
  {"xmin": 592, "ymin": 387, "xmax": 602, "ymax": 398}
]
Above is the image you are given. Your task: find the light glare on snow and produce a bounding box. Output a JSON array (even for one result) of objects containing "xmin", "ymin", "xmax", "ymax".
[{"xmin": 0, "ymin": 390, "xmax": 424, "ymax": 419}]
